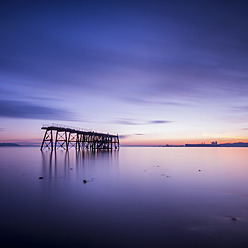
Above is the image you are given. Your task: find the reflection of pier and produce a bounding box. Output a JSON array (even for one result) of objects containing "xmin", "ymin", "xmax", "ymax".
[
  {"xmin": 41, "ymin": 124, "xmax": 119, "ymax": 151},
  {"xmin": 41, "ymin": 149, "xmax": 119, "ymax": 185}
]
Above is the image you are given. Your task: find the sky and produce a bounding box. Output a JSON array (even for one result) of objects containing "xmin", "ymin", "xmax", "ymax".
[{"xmin": 0, "ymin": 0, "xmax": 248, "ymax": 145}]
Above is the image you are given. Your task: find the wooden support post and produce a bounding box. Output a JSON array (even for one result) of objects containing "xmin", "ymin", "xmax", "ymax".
[
  {"xmin": 65, "ymin": 132, "xmax": 68, "ymax": 151},
  {"xmin": 67, "ymin": 132, "xmax": 71, "ymax": 151},
  {"xmin": 51, "ymin": 130, "xmax": 53, "ymax": 151},
  {"xmin": 40, "ymin": 130, "xmax": 48, "ymax": 150},
  {"xmin": 55, "ymin": 131, "xmax": 58, "ymax": 150},
  {"xmin": 93, "ymin": 134, "xmax": 96, "ymax": 150},
  {"xmin": 84, "ymin": 135, "xmax": 87, "ymax": 149},
  {"xmin": 76, "ymin": 133, "xmax": 80, "ymax": 150}
]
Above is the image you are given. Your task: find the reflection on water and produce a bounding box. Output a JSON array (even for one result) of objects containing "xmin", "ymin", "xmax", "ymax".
[
  {"xmin": 41, "ymin": 149, "xmax": 119, "ymax": 179},
  {"xmin": 1, "ymin": 147, "xmax": 248, "ymax": 248},
  {"xmin": 40, "ymin": 149, "xmax": 120, "ymax": 194}
]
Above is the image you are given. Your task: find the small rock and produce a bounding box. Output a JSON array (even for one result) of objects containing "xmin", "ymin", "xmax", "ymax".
[
  {"xmin": 39, "ymin": 177, "xmax": 44, "ymax": 180},
  {"xmin": 199, "ymin": 170, "xmax": 201, "ymax": 172},
  {"xmin": 83, "ymin": 179, "xmax": 87, "ymax": 184},
  {"xmin": 70, "ymin": 168, "xmax": 73, "ymax": 170},
  {"xmin": 157, "ymin": 165, "xmax": 159, "ymax": 167},
  {"xmin": 231, "ymin": 217, "xmax": 237, "ymax": 221},
  {"xmin": 166, "ymin": 176, "xmax": 170, "ymax": 178}
]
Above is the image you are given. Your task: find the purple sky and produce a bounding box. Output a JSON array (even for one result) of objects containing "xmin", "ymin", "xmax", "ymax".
[{"xmin": 0, "ymin": 0, "xmax": 248, "ymax": 145}]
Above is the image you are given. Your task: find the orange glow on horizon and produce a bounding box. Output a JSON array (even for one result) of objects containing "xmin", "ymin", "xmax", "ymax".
[{"xmin": 120, "ymin": 137, "xmax": 248, "ymax": 146}]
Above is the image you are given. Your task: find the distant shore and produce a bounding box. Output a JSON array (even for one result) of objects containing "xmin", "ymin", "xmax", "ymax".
[
  {"xmin": 0, "ymin": 143, "xmax": 38, "ymax": 147},
  {"xmin": 122, "ymin": 143, "xmax": 248, "ymax": 147},
  {"xmin": 184, "ymin": 142, "xmax": 248, "ymax": 147},
  {"xmin": 0, "ymin": 143, "xmax": 21, "ymax": 147}
]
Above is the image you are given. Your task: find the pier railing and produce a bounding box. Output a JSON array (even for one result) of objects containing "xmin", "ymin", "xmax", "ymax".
[{"xmin": 42, "ymin": 123, "xmax": 93, "ymax": 132}]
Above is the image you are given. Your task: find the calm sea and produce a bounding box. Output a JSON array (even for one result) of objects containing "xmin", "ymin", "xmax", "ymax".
[{"xmin": 1, "ymin": 147, "xmax": 248, "ymax": 248}]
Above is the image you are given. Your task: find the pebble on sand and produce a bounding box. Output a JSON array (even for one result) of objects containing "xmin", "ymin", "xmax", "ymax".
[
  {"xmin": 39, "ymin": 177, "xmax": 44, "ymax": 180},
  {"xmin": 83, "ymin": 179, "xmax": 87, "ymax": 184}
]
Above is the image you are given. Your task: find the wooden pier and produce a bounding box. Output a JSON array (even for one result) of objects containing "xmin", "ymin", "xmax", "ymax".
[{"xmin": 41, "ymin": 124, "xmax": 119, "ymax": 151}]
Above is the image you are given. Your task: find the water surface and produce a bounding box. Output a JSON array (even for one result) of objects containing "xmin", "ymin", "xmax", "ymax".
[{"xmin": 1, "ymin": 147, "xmax": 248, "ymax": 247}]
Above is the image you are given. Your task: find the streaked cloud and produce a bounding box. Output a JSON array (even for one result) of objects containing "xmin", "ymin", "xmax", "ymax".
[
  {"xmin": 1, "ymin": 0, "xmax": 247, "ymax": 103},
  {"xmin": 122, "ymin": 97, "xmax": 186, "ymax": 106},
  {"xmin": 0, "ymin": 100, "xmax": 75, "ymax": 121},
  {"xmin": 118, "ymin": 135, "xmax": 129, "ymax": 139},
  {"xmin": 236, "ymin": 106, "xmax": 248, "ymax": 112},
  {"xmin": 148, "ymin": 120, "xmax": 172, "ymax": 124},
  {"xmin": 114, "ymin": 119, "xmax": 140, "ymax": 125},
  {"xmin": 114, "ymin": 118, "xmax": 172, "ymax": 125},
  {"xmin": 118, "ymin": 133, "xmax": 145, "ymax": 139}
]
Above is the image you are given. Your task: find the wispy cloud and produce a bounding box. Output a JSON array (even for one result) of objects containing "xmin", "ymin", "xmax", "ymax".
[
  {"xmin": 118, "ymin": 135, "xmax": 129, "ymax": 139},
  {"xmin": 114, "ymin": 119, "xmax": 140, "ymax": 125},
  {"xmin": 122, "ymin": 97, "xmax": 184, "ymax": 106},
  {"xmin": 118, "ymin": 133, "xmax": 145, "ymax": 139},
  {"xmin": 113, "ymin": 118, "xmax": 172, "ymax": 125},
  {"xmin": 236, "ymin": 106, "xmax": 248, "ymax": 112},
  {"xmin": 241, "ymin": 128, "xmax": 248, "ymax": 131},
  {"xmin": 0, "ymin": 100, "xmax": 76, "ymax": 121},
  {"xmin": 148, "ymin": 120, "xmax": 172, "ymax": 124},
  {"xmin": 1, "ymin": 0, "xmax": 248, "ymax": 107}
]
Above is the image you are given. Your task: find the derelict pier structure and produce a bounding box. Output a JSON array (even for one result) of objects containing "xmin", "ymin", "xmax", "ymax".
[{"xmin": 40, "ymin": 124, "xmax": 119, "ymax": 151}]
